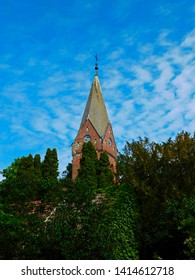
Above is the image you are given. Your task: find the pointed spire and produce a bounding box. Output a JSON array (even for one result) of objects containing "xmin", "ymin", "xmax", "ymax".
[{"xmin": 79, "ymin": 74, "xmax": 109, "ymax": 137}]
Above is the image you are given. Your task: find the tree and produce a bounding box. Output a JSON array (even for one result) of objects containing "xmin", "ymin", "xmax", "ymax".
[
  {"xmin": 34, "ymin": 154, "xmax": 42, "ymax": 179},
  {"xmin": 16, "ymin": 154, "xmax": 37, "ymax": 202},
  {"xmin": 1, "ymin": 154, "xmax": 38, "ymax": 205},
  {"xmin": 41, "ymin": 143, "xmax": 114, "ymax": 259},
  {"xmin": 41, "ymin": 148, "xmax": 60, "ymax": 202},
  {"xmin": 0, "ymin": 203, "xmax": 26, "ymax": 259},
  {"xmin": 42, "ymin": 148, "xmax": 59, "ymax": 180},
  {"xmin": 97, "ymin": 152, "xmax": 114, "ymax": 190},
  {"xmin": 155, "ymin": 196, "xmax": 195, "ymax": 260},
  {"xmin": 99, "ymin": 183, "xmax": 139, "ymax": 259},
  {"xmin": 77, "ymin": 142, "xmax": 98, "ymax": 189},
  {"xmin": 1, "ymin": 158, "xmax": 21, "ymax": 182},
  {"xmin": 0, "ymin": 158, "xmax": 21, "ymax": 204},
  {"xmin": 117, "ymin": 132, "xmax": 195, "ymax": 259},
  {"xmin": 0, "ymin": 149, "xmax": 61, "ymax": 259}
]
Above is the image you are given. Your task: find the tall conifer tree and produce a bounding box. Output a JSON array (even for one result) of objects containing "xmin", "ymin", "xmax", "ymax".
[
  {"xmin": 97, "ymin": 152, "xmax": 114, "ymax": 189},
  {"xmin": 77, "ymin": 142, "xmax": 98, "ymax": 189},
  {"xmin": 16, "ymin": 154, "xmax": 36, "ymax": 202},
  {"xmin": 42, "ymin": 148, "xmax": 59, "ymax": 180},
  {"xmin": 34, "ymin": 154, "xmax": 42, "ymax": 178}
]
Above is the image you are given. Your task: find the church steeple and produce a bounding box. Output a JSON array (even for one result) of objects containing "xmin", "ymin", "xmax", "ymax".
[
  {"xmin": 79, "ymin": 75, "xmax": 109, "ymax": 137},
  {"xmin": 72, "ymin": 63, "xmax": 117, "ymax": 180}
]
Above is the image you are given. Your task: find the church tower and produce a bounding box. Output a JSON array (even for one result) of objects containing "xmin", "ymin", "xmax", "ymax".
[{"xmin": 72, "ymin": 60, "xmax": 117, "ymax": 180}]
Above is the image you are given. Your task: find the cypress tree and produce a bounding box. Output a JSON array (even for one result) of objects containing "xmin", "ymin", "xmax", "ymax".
[
  {"xmin": 51, "ymin": 148, "xmax": 59, "ymax": 179},
  {"xmin": 77, "ymin": 142, "xmax": 98, "ymax": 189},
  {"xmin": 17, "ymin": 154, "xmax": 34, "ymax": 177},
  {"xmin": 97, "ymin": 152, "xmax": 114, "ymax": 189},
  {"xmin": 33, "ymin": 154, "xmax": 42, "ymax": 199},
  {"xmin": 16, "ymin": 154, "xmax": 35, "ymax": 202},
  {"xmin": 42, "ymin": 148, "xmax": 52, "ymax": 178},
  {"xmin": 42, "ymin": 148, "xmax": 59, "ymax": 180},
  {"xmin": 34, "ymin": 154, "xmax": 42, "ymax": 178}
]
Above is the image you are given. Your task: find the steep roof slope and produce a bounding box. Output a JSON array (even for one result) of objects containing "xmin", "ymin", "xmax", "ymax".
[{"xmin": 79, "ymin": 75, "xmax": 109, "ymax": 137}]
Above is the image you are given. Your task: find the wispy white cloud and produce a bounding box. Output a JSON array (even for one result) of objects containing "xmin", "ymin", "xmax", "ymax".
[{"xmin": 102, "ymin": 28, "xmax": 195, "ymax": 146}]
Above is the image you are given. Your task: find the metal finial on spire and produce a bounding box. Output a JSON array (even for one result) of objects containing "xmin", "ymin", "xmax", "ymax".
[{"xmin": 95, "ymin": 54, "xmax": 99, "ymax": 75}]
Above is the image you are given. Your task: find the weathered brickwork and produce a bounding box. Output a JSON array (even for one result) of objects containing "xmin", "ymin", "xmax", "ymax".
[{"xmin": 72, "ymin": 120, "xmax": 117, "ymax": 180}]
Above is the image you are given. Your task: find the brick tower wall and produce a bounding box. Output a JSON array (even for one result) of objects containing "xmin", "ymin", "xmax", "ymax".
[{"xmin": 72, "ymin": 120, "xmax": 117, "ymax": 180}]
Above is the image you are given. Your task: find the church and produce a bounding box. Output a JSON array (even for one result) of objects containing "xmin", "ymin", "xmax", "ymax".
[{"xmin": 72, "ymin": 60, "xmax": 117, "ymax": 180}]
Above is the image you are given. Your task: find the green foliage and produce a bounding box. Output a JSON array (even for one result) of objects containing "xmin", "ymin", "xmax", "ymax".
[
  {"xmin": 40, "ymin": 179, "xmax": 106, "ymax": 259},
  {"xmin": 157, "ymin": 196, "xmax": 195, "ymax": 259},
  {"xmin": 1, "ymin": 131, "xmax": 194, "ymax": 260},
  {"xmin": 78, "ymin": 142, "xmax": 98, "ymax": 189},
  {"xmin": 44, "ymin": 185, "xmax": 136, "ymax": 260},
  {"xmin": 100, "ymin": 183, "xmax": 139, "ymax": 259},
  {"xmin": 34, "ymin": 154, "xmax": 42, "ymax": 179},
  {"xmin": 0, "ymin": 148, "xmax": 61, "ymax": 259},
  {"xmin": 1, "ymin": 149, "xmax": 61, "ymax": 205},
  {"xmin": 45, "ymin": 143, "xmax": 138, "ymax": 260},
  {"xmin": 118, "ymin": 131, "xmax": 195, "ymax": 259},
  {"xmin": 0, "ymin": 201, "xmax": 46, "ymax": 260},
  {"xmin": 16, "ymin": 154, "xmax": 37, "ymax": 202},
  {"xmin": 19, "ymin": 214, "xmax": 46, "ymax": 260},
  {"xmin": 1, "ymin": 158, "xmax": 21, "ymax": 181},
  {"xmin": 66, "ymin": 180, "xmax": 107, "ymax": 259},
  {"xmin": 1, "ymin": 155, "xmax": 37, "ymax": 204},
  {"xmin": 42, "ymin": 148, "xmax": 59, "ymax": 180},
  {"xmin": 97, "ymin": 152, "xmax": 114, "ymax": 189},
  {"xmin": 118, "ymin": 131, "xmax": 195, "ymax": 198},
  {"xmin": 0, "ymin": 204, "xmax": 25, "ymax": 259}
]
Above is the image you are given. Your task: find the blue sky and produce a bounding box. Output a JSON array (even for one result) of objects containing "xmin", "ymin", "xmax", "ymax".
[{"xmin": 0, "ymin": 0, "xmax": 195, "ymax": 178}]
